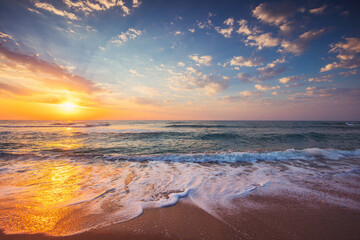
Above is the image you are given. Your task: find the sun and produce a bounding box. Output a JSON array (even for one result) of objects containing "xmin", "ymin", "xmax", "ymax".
[{"xmin": 59, "ymin": 102, "xmax": 78, "ymax": 113}]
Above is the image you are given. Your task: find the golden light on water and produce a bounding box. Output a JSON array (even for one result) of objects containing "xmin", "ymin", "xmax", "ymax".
[
  {"xmin": 0, "ymin": 161, "xmax": 85, "ymax": 235},
  {"xmin": 0, "ymin": 156, "xmax": 128, "ymax": 235}
]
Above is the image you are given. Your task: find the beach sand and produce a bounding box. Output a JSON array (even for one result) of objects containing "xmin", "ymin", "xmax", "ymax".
[{"xmin": 1, "ymin": 191, "xmax": 359, "ymax": 240}]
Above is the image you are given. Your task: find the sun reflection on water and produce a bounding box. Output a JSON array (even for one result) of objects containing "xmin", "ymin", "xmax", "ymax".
[{"xmin": 0, "ymin": 161, "xmax": 87, "ymax": 235}]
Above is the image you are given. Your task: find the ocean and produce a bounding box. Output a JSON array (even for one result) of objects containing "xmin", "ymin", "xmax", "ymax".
[{"xmin": 0, "ymin": 120, "xmax": 359, "ymax": 236}]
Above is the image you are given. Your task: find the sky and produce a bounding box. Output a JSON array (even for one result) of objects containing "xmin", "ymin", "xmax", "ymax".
[{"xmin": 0, "ymin": 0, "xmax": 359, "ymax": 120}]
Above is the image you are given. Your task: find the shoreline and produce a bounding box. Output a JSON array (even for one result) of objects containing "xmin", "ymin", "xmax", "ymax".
[{"xmin": 1, "ymin": 192, "xmax": 359, "ymax": 240}]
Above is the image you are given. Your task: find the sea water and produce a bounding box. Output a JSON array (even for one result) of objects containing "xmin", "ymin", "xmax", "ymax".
[{"xmin": 0, "ymin": 120, "xmax": 359, "ymax": 235}]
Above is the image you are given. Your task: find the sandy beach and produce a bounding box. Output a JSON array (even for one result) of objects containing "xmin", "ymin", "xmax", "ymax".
[{"xmin": 1, "ymin": 190, "xmax": 359, "ymax": 240}]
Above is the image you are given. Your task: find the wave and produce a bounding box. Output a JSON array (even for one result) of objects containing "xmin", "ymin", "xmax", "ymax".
[
  {"xmin": 166, "ymin": 124, "xmax": 233, "ymax": 128},
  {"xmin": 345, "ymin": 122, "xmax": 358, "ymax": 127},
  {"xmin": 0, "ymin": 149, "xmax": 359, "ymax": 236},
  {"xmin": 103, "ymin": 148, "xmax": 360, "ymax": 163},
  {"xmin": 1, "ymin": 148, "xmax": 359, "ymax": 163}
]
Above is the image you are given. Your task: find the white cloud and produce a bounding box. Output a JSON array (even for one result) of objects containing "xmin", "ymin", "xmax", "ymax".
[
  {"xmin": 279, "ymin": 75, "xmax": 302, "ymax": 84},
  {"xmin": 188, "ymin": 28, "xmax": 195, "ymax": 33},
  {"xmin": 239, "ymin": 90, "xmax": 253, "ymax": 97},
  {"xmin": 338, "ymin": 70, "xmax": 358, "ymax": 77},
  {"xmin": 188, "ymin": 54, "xmax": 213, "ymax": 66},
  {"xmin": 214, "ymin": 18, "xmax": 235, "ymax": 38},
  {"xmin": 246, "ymin": 33, "xmax": 281, "ymax": 49},
  {"xmin": 254, "ymin": 84, "xmax": 280, "ymax": 91},
  {"xmin": 281, "ymin": 28, "xmax": 326, "ymax": 55},
  {"xmin": 111, "ymin": 28, "xmax": 142, "ymax": 45},
  {"xmin": 178, "ymin": 62, "xmax": 185, "ymax": 67},
  {"xmin": 63, "ymin": 0, "xmax": 137, "ymax": 16},
  {"xmin": 252, "ymin": 2, "xmax": 297, "ymax": 26},
  {"xmin": 215, "ymin": 27, "xmax": 233, "ymax": 38},
  {"xmin": 27, "ymin": 8, "xmax": 42, "ymax": 14},
  {"xmin": 129, "ymin": 69, "xmax": 144, "ymax": 77},
  {"xmin": 330, "ymin": 37, "xmax": 360, "ymax": 54},
  {"xmin": 308, "ymin": 74, "xmax": 334, "ymax": 82},
  {"xmin": 266, "ymin": 57, "xmax": 286, "ymax": 68},
  {"xmin": 174, "ymin": 31, "xmax": 183, "ymax": 35},
  {"xmin": 34, "ymin": 2, "xmax": 78, "ymax": 20},
  {"xmin": 321, "ymin": 38, "xmax": 360, "ymax": 72},
  {"xmin": 236, "ymin": 19, "xmax": 252, "ymax": 35},
  {"xmin": 169, "ymin": 69, "xmax": 228, "ymax": 95},
  {"xmin": 309, "ymin": 5, "xmax": 327, "ymax": 15},
  {"xmin": 0, "ymin": 32, "xmax": 13, "ymax": 40},
  {"xmin": 279, "ymin": 21, "xmax": 296, "ymax": 34},
  {"xmin": 230, "ymin": 56, "xmax": 263, "ymax": 67},
  {"xmin": 197, "ymin": 19, "xmax": 213, "ymax": 29},
  {"xmin": 224, "ymin": 18, "xmax": 235, "ymax": 26},
  {"xmin": 132, "ymin": 0, "xmax": 142, "ymax": 8}
]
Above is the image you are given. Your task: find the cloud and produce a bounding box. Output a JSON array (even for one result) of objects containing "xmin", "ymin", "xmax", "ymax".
[
  {"xmin": 188, "ymin": 28, "xmax": 195, "ymax": 33},
  {"xmin": 280, "ymin": 28, "xmax": 326, "ymax": 55},
  {"xmin": 236, "ymin": 19, "xmax": 280, "ymax": 50},
  {"xmin": 27, "ymin": 7, "xmax": 42, "ymax": 14},
  {"xmin": 174, "ymin": 31, "xmax": 183, "ymax": 35},
  {"xmin": 279, "ymin": 21, "xmax": 296, "ymax": 34},
  {"xmin": 178, "ymin": 62, "xmax": 185, "ymax": 67},
  {"xmin": 188, "ymin": 54, "xmax": 213, "ymax": 66},
  {"xmin": 224, "ymin": 18, "xmax": 235, "ymax": 26},
  {"xmin": 279, "ymin": 75, "xmax": 302, "ymax": 84},
  {"xmin": 256, "ymin": 65, "xmax": 287, "ymax": 81},
  {"xmin": 308, "ymin": 74, "xmax": 334, "ymax": 82},
  {"xmin": 111, "ymin": 28, "xmax": 142, "ymax": 45},
  {"xmin": 63, "ymin": 0, "xmax": 136, "ymax": 16},
  {"xmin": 215, "ymin": 27, "xmax": 233, "ymax": 38},
  {"xmin": 215, "ymin": 18, "xmax": 235, "ymax": 38},
  {"xmin": 309, "ymin": 5, "xmax": 327, "ymax": 15},
  {"xmin": 0, "ymin": 32, "xmax": 13, "ymax": 40},
  {"xmin": 222, "ymin": 90, "xmax": 263, "ymax": 102},
  {"xmin": 0, "ymin": 82, "xmax": 33, "ymax": 96},
  {"xmin": 321, "ymin": 38, "xmax": 360, "ymax": 72},
  {"xmin": 252, "ymin": 2, "xmax": 297, "ymax": 26},
  {"xmin": 230, "ymin": 56, "xmax": 263, "ymax": 67},
  {"xmin": 197, "ymin": 18, "xmax": 213, "ymax": 29},
  {"xmin": 169, "ymin": 69, "xmax": 228, "ymax": 95},
  {"xmin": 254, "ymin": 84, "xmax": 280, "ymax": 91},
  {"xmin": 301, "ymin": 86, "xmax": 360, "ymax": 100},
  {"xmin": 131, "ymin": 97, "xmax": 160, "ymax": 106},
  {"xmin": 237, "ymin": 73, "xmax": 252, "ymax": 82},
  {"xmin": 236, "ymin": 19, "xmax": 252, "ymax": 35},
  {"xmin": 133, "ymin": 86, "xmax": 159, "ymax": 96},
  {"xmin": 245, "ymin": 33, "xmax": 281, "ymax": 49},
  {"xmin": 338, "ymin": 69, "xmax": 358, "ymax": 77},
  {"xmin": 265, "ymin": 57, "xmax": 285, "ymax": 68},
  {"xmin": 0, "ymin": 44, "xmax": 101, "ymax": 94},
  {"xmin": 129, "ymin": 69, "xmax": 144, "ymax": 77},
  {"xmin": 34, "ymin": 2, "xmax": 78, "ymax": 20},
  {"xmin": 132, "ymin": 0, "xmax": 142, "ymax": 8}
]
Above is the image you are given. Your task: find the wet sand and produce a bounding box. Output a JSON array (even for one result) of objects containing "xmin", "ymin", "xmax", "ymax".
[{"xmin": 1, "ymin": 192, "xmax": 359, "ymax": 240}]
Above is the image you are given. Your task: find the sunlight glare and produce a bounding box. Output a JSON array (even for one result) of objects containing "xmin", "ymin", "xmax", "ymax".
[{"xmin": 59, "ymin": 102, "xmax": 78, "ymax": 113}]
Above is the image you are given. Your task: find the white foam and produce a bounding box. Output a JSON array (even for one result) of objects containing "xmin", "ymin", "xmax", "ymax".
[
  {"xmin": 108, "ymin": 148, "xmax": 360, "ymax": 163},
  {"xmin": 0, "ymin": 155, "xmax": 359, "ymax": 236}
]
